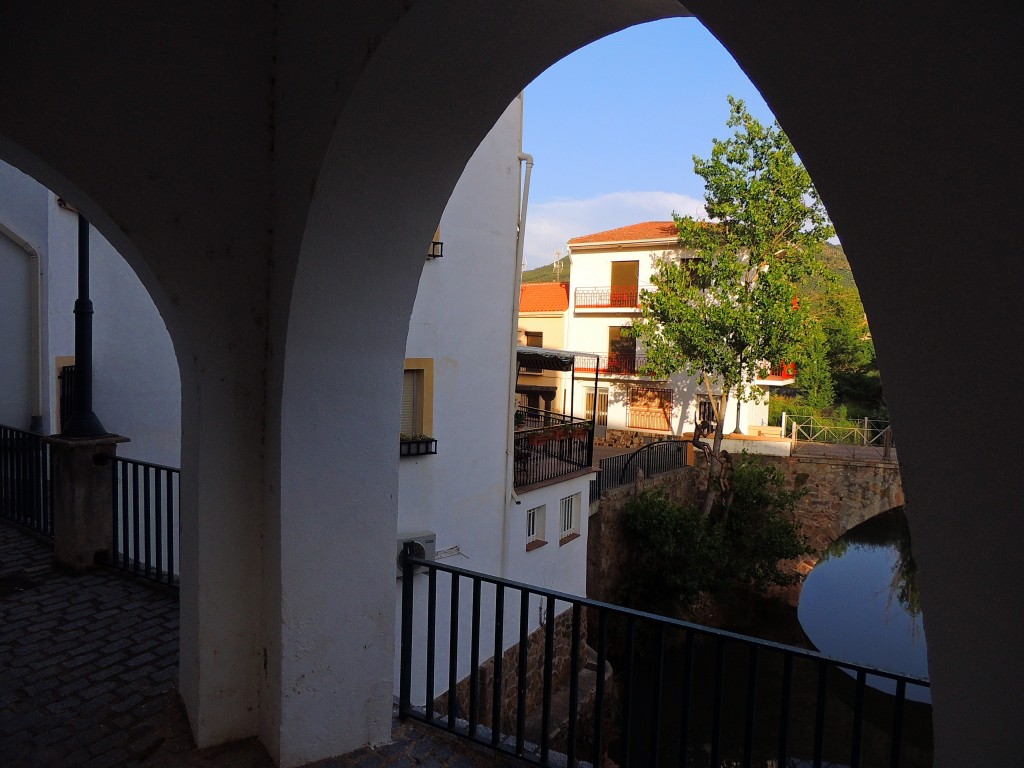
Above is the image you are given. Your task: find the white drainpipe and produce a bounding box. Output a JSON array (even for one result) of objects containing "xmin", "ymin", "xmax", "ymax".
[{"xmin": 501, "ymin": 151, "xmax": 533, "ymax": 579}]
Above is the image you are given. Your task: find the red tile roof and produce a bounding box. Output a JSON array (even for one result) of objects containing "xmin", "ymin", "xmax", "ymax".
[
  {"xmin": 520, "ymin": 282, "xmax": 569, "ymax": 312},
  {"xmin": 568, "ymin": 221, "xmax": 678, "ymax": 245}
]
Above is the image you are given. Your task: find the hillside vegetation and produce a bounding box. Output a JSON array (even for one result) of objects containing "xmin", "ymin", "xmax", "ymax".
[{"xmin": 521, "ymin": 261, "xmax": 570, "ymax": 283}]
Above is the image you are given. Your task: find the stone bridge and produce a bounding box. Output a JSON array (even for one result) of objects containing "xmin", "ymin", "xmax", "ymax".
[
  {"xmin": 587, "ymin": 453, "xmax": 905, "ymax": 605},
  {"xmin": 753, "ymin": 453, "xmax": 905, "ymax": 554}
]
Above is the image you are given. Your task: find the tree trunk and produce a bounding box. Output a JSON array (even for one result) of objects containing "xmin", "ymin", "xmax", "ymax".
[{"xmin": 702, "ymin": 390, "xmax": 729, "ymax": 517}]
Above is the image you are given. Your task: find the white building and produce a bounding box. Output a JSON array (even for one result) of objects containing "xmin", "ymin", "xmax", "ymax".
[
  {"xmin": 0, "ymin": 159, "xmax": 181, "ymax": 468},
  {"xmin": 0, "ymin": 7, "xmax": 1018, "ymax": 764},
  {"xmin": 562, "ymin": 221, "xmax": 794, "ymax": 444},
  {"xmin": 396, "ymin": 95, "xmax": 594, "ymax": 705},
  {"xmin": 0, "ymin": 100, "xmax": 593, "ymax": 715}
]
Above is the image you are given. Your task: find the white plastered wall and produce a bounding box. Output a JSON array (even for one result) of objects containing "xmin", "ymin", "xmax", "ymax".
[
  {"xmin": 4, "ymin": 3, "xmax": 1021, "ymax": 766},
  {"xmin": 0, "ymin": 160, "xmax": 180, "ymax": 462},
  {"xmin": 394, "ymin": 97, "xmax": 522, "ymax": 700}
]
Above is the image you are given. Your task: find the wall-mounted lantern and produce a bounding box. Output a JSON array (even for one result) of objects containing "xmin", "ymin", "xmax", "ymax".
[{"xmin": 427, "ymin": 226, "xmax": 443, "ymax": 259}]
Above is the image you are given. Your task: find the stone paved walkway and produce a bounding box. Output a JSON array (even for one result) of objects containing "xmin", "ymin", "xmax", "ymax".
[{"xmin": 0, "ymin": 522, "xmax": 519, "ymax": 768}]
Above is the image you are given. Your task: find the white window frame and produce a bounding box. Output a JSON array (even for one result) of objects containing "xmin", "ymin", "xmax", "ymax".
[
  {"xmin": 559, "ymin": 493, "xmax": 581, "ymax": 543},
  {"xmin": 526, "ymin": 504, "xmax": 547, "ymax": 550}
]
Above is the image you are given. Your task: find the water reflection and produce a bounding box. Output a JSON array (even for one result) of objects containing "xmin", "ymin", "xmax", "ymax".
[{"xmin": 798, "ymin": 507, "xmax": 930, "ymax": 703}]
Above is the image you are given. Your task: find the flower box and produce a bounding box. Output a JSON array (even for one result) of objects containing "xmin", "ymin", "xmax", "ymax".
[{"xmin": 399, "ymin": 437, "xmax": 438, "ymax": 457}]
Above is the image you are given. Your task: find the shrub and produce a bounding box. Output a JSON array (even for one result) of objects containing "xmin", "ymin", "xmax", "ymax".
[{"xmin": 620, "ymin": 461, "xmax": 809, "ymax": 614}]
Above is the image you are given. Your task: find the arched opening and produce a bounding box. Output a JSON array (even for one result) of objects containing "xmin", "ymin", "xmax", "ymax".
[
  {"xmin": 0, "ymin": 158, "xmax": 182, "ymax": 462},
  {"xmin": 0, "ymin": 3, "xmax": 1018, "ymax": 765},
  {"xmin": 277, "ymin": 2, "xmax": 688, "ymax": 762}
]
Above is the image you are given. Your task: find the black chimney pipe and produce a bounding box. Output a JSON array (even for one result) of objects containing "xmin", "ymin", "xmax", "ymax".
[{"xmin": 60, "ymin": 214, "xmax": 108, "ymax": 438}]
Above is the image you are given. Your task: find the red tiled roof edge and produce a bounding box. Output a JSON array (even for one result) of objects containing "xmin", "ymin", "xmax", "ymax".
[
  {"xmin": 567, "ymin": 221, "xmax": 678, "ymax": 245},
  {"xmin": 520, "ymin": 282, "xmax": 569, "ymax": 312}
]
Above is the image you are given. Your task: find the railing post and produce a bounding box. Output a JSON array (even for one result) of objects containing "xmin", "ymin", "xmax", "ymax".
[
  {"xmin": 863, "ymin": 416, "xmax": 869, "ymax": 445},
  {"xmin": 45, "ymin": 433, "xmax": 129, "ymax": 571},
  {"xmin": 399, "ymin": 541, "xmax": 415, "ymax": 717},
  {"xmin": 780, "ymin": 411, "xmax": 787, "ymax": 437}
]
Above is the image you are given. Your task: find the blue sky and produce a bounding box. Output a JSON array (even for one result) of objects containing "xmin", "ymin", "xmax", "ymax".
[{"xmin": 520, "ymin": 17, "xmax": 778, "ymax": 269}]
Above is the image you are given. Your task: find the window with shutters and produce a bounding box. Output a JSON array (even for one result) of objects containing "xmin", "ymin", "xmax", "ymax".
[
  {"xmin": 627, "ymin": 385, "xmax": 672, "ymax": 431},
  {"xmin": 401, "ymin": 369, "xmax": 423, "ymax": 435},
  {"xmin": 400, "ymin": 358, "xmax": 436, "ymax": 456},
  {"xmin": 696, "ymin": 394, "xmax": 723, "ymax": 426},
  {"xmin": 558, "ymin": 493, "xmax": 580, "ymax": 543},
  {"xmin": 526, "ymin": 504, "xmax": 547, "ymax": 551}
]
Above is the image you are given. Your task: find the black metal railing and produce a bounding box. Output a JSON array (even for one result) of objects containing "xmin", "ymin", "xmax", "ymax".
[
  {"xmin": 589, "ymin": 440, "xmax": 688, "ymax": 502},
  {"xmin": 574, "ymin": 286, "xmax": 641, "ymax": 309},
  {"xmin": 514, "ymin": 414, "xmax": 593, "ymax": 489},
  {"xmin": 515, "ymin": 405, "xmax": 580, "ymax": 432},
  {"xmin": 399, "ymin": 553, "xmax": 932, "ymax": 768},
  {"xmin": 0, "ymin": 425, "xmax": 54, "ymax": 537},
  {"xmin": 574, "ymin": 352, "xmax": 649, "ymax": 376},
  {"xmin": 105, "ymin": 455, "xmax": 180, "ymax": 588}
]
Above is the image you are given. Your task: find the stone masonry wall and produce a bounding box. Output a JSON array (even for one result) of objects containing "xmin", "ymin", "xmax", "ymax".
[
  {"xmin": 587, "ymin": 454, "xmax": 904, "ymax": 604},
  {"xmin": 595, "ymin": 428, "xmax": 668, "ymax": 450},
  {"xmin": 434, "ymin": 607, "xmax": 591, "ymax": 751}
]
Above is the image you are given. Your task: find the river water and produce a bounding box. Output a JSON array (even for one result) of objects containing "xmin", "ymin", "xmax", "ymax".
[{"xmin": 798, "ymin": 507, "xmax": 930, "ymax": 703}]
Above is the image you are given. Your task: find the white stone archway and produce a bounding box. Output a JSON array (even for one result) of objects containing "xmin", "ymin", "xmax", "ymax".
[
  {"xmin": 0, "ymin": 3, "xmax": 1020, "ymax": 766},
  {"xmin": 273, "ymin": 2, "xmax": 687, "ymax": 762}
]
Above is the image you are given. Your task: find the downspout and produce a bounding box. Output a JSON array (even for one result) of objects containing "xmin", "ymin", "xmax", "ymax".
[{"xmin": 501, "ymin": 151, "xmax": 533, "ymax": 579}]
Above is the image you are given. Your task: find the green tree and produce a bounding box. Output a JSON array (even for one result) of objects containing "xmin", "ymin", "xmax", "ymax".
[
  {"xmin": 621, "ymin": 462, "xmax": 808, "ymax": 615},
  {"xmin": 630, "ymin": 97, "xmax": 833, "ymax": 514},
  {"xmin": 792, "ymin": 317, "xmax": 834, "ymax": 410}
]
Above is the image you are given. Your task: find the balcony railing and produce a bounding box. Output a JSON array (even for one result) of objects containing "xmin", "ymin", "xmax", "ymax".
[
  {"xmin": 762, "ymin": 361, "xmax": 797, "ymax": 380},
  {"xmin": 399, "ymin": 553, "xmax": 932, "ymax": 768},
  {"xmin": 589, "ymin": 440, "xmax": 688, "ymax": 502},
  {"xmin": 574, "ymin": 352, "xmax": 648, "ymax": 376},
  {"xmin": 102, "ymin": 455, "xmax": 181, "ymax": 588},
  {"xmin": 574, "ymin": 286, "xmax": 640, "ymax": 309},
  {"xmin": 0, "ymin": 425, "xmax": 53, "ymax": 538},
  {"xmin": 513, "ymin": 408, "xmax": 593, "ymax": 489}
]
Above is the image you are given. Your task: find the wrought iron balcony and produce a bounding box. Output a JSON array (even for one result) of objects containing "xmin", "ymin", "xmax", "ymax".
[
  {"xmin": 574, "ymin": 286, "xmax": 641, "ymax": 309},
  {"xmin": 574, "ymin": 352, "xmax": 649, "ymax": 376},
  {"xmin": 513, "ymin": 407, "xmax": 593, "ymax": 489},
  {"xmin": 761, "ymin": 361, "xmax": 797, "ymax": 381}
]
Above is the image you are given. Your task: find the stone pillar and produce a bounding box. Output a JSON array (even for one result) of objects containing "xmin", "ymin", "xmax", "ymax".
[{"xmin": 46, "ymin": 434, "xmax": 129, "ymax": 571}]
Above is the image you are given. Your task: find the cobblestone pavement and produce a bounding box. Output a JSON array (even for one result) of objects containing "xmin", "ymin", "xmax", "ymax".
[{"xmin": 1, "ymin": 522, "xmax": 519, "ymax": 768}]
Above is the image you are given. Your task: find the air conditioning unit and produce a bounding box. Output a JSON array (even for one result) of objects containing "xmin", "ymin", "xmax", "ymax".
[{"xmin": 396, "ymin": 530, "xmax": 436, "ymax": 577}]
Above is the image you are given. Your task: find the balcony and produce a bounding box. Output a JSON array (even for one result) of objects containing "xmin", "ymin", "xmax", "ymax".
[
  {"xmin": 574, "ymin": 352, "xmax": 649, "ymax": 376},
  {"xmin": 399, "ymin": 550, "xmax": 933, "ymax": 768},
  {"xmin": 513, "ymin": 407, "xmax": 594, "ymax": 489},
  {"xmin": 574, "ymin": 286, "xmax": 641, "ymax": 311},
  {"xmin": 758, "ymin": 361, "xmax": 798, "ymax": 385}
]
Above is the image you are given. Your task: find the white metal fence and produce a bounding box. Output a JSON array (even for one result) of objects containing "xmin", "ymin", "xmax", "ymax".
[{"xmin": 781, "ymin": 413, "xmax": 895, "ymax": 462}]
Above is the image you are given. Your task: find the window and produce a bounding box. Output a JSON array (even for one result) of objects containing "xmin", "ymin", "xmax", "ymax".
[
  {"xmin": 526, "ymin": 504, "xmax": 546, "ymax": 551},
  {"xmin": 610, "ymin": 260, "xmax": 640, "ymax": 307},
  {"xmin": 607, "ymin": 327, "xmax": 637, "ymax": 373},
  {"xmin": 696, "ymin": 394, "xmax": 723, "ymax": 426},
  {"xmin": 400, "ymin": 358, "xmax": 434, "ymax": 438},
  {"xmin": 628, "ymin": 386, "xmax": 673, "ymax": 431},
  {"xmin": 524, "ymin": 331, "xmax": 543, "ymax": 372},
  {"xmin": 559, "ymin": 493, "xmax": 580, "ymax": 543}
]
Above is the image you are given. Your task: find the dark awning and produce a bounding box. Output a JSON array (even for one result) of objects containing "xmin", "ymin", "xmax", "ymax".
[{"xmin": 516, "ymin": 346, "xmax": 595, "ymax": 372}]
